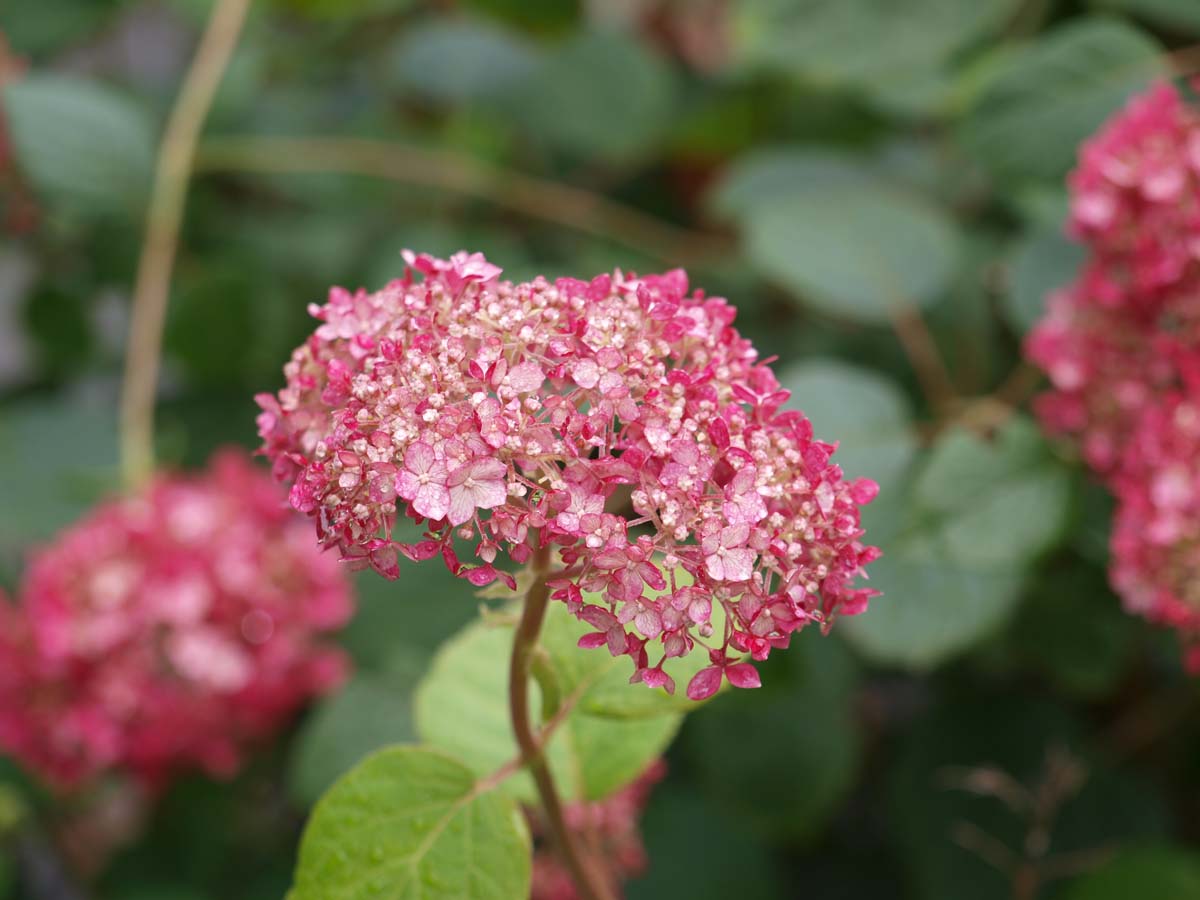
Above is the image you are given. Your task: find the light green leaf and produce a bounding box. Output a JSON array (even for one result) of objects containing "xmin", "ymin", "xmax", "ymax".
[
  {"xmin": 506, "ymin": 30, "xmax": 677, "ymax": 162},
  {"xmin": 1003, "ymin": 227, "xmax": 1085, "ymax": 334},
  {"xmin": 3, "ymin": 75, "xmax": 154, "ymax": 218},
  {"xmin": 706, "ymin": 148, "xmax": 871, "ymax": 224},
  {"xmin": 414, "ymin": 609, "xmax": 682, "ymax": 803},
  {"xmin": 959, "ymin": 19, "xmax": 1165, "ymax": 182},
  {"xmin": 842, "ymin": 417, "xmax": 1072, "ymax": 668},
  {"xmin": 388, "ymin": 20, "xmax": 540, "ymax": 103},
  {"xmin": 745, "ymin": 184, "xmax": 961, "ymax": 323},
  {"xmin": 732, "ymin": 0, "xmax": 1020, "ymax": 94},
  {"xmin": 1062, "ymin": 846, "xmax": 1200, "ymax": 900},
  {"xmin": 292, "ymin": 746, "xmax": 530, "ymax": 900}
]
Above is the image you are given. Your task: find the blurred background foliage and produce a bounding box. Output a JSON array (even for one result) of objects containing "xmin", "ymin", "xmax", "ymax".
[{"xmin": 2, "ymin": 0, "xmax": 1200, "ymax": 897}]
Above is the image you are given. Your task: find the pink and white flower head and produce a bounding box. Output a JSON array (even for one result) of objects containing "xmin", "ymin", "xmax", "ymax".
[
  {"xmin": 0, "ymin": 450, "xmax": 353, "ymax": 789},
  {"xmin": 257, "ymin": 252, "xmax": 880, "ymax": 699},
  {"xmin": 1109, "ymin": 393, "xmax": 1200, "ymax": 669},
  {"xmin": 529, "ymin": 760, "xmax": 665, "ymax": 900},
  {"xmin": 1028, "ymin": 80, "xmax": 1200, "ymax": 477}
]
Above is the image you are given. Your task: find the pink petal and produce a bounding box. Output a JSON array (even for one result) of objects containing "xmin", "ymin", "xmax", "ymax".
[
  {"xmin": 725, "ymin": 663, "xmax": 761, "ymax": 690},
  {"xmin": 413, "ymin": 483, "xmax": 450, "ymax": 521},
  {"xmin": 686, "ymin": 666, "xmax": 723, "ymax": 701}
]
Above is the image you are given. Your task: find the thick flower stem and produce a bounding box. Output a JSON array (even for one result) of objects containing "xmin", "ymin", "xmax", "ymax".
[
  {"xmin": 509, "ymin": 560, "xmax": 615, "ymax": 900},
  {"xmin": 118, "ymin": 0, "xmax": 251, "ymax": 488}
]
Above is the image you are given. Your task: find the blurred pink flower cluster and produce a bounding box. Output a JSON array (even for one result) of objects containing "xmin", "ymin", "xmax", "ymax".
[
  {"xmin": 258, "ymin": 252, "xmax": 879, "ymax": 700},
  {"xmin": 1027, "ymin": 80, "xmax": 1200, "ymax": 666},
  {"xmin": 530, "ymin": 760, "xmax": 665, "ymax": 900},
  {"xmin": 0, "ymin": 451, "xmax": 353, "ymax": 789}
]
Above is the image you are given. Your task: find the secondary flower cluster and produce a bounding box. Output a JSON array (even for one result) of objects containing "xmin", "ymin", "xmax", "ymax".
[
  {"xmin": 1027, "ymin": 79, "xmax": 1200, "ymax": 667},
  {"xmin": 0, "ymin": 451, "xmax": 353, "ymax": 788},
  {"xmin": 529, "ymin": 760, "xmax": 665, "ymax": 900},
  {"xmin": 258, "ymin": 252, "xmax": 880, "ymax": 699}
]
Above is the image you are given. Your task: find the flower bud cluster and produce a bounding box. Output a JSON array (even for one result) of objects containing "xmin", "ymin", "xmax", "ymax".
[
  {"xmin": 0, "ymin": 451, "xmax": 353, "ymax": 788},
  {"xmin": 1027, "ymin": 80, "xmax": 1200, "ymax": 666},
  {"xmin": 258, "ymin": 252, "xmax": 879, "ymax": 698}
]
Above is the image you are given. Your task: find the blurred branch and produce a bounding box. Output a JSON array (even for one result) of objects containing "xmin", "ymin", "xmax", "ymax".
[
  {"xmin": 886, "ymin": 303, "xmax": 959, "ymax": 418},
  {"xmin": 118, "ymin": 0, "xmax": 252, "ymax": 488},
  {"xmin": 194, "ymin": 136, "xmax": 735, "ymax": 265}
]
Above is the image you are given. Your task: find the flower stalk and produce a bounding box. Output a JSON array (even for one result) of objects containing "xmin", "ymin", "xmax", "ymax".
[{"xmin": 509, "ymin": 545, "xmax": 615, "ymax": 900}]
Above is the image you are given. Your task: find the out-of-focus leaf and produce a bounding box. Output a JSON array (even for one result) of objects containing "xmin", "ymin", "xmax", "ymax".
[
  {"xmin": 843, "ymin": 417, "xmax": 1072, "ymax": 668},
  {"xmin": 461, "ymin": 0, "xmax": 579, "ymax": 32},
  {"xmin": 1003, "ymin": 227, "xmax": 1085, "ymax": 334},
  {"xmin": 3, "ymin": 75, "xmax": 154, "ymax": 218},
  {"xmin": 291, "ymin": 747, "xmax": 530, "ymax": 900},
  {"xmin": 414, "ymin": 609, "xmax": 682, "ymax": 803},
  {"xmin": 1092, "ymin": 0, "xmax": 1200, "ymax": 32},
  {"xmin": 389, "ymin": 20, "xmax": 540, "ymax": 103},
  {"xmin": 506, "ymin": 30, "xmax": 677, "ymax": 162},
  {"xmin": 959, "ymin": 19, "xmax": 1165, "ymax": 183},
  {"xmin": 0, "ymin": 399, "xmax": 118, "ymax": 572},
  {"xmin": 1062, "ymin": 846, "xmax": 1200, "ymax": 899},
  {"xmin": 287, "ymin": 666, "xmax": 420, "ymax": 808},
  {"xmin": 0, "ymin": 0, "xmax": 117, "ymax": 54},
  {"xmin": 706, "ymin": 148, "xmax": 871, "ymax": 223},
  {"xmin": 684, "ymin": 629, "xmax": 862, "ymax": 841},
  {"xmin": 732, "ymin": 0, "xmax": 1020, "ymax": 97},
  {"xmin": 745, "ymin": 184, "xmax": 961, "ymax": 323},
  {"xmin": 890, "ymin": 696, "xmax": 1167, "ymax": 900}
]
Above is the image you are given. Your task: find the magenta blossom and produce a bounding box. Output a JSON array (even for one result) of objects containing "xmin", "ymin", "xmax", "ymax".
[
  {"xmin": 257, "ymin": 252, "xmax": 880, "ymax": 698},
  {"xmin": 0, "ymin": 451, "xmax": 353, "ymax": 789}
]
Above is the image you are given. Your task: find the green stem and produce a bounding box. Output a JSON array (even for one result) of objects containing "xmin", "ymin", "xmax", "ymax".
[{"xmin": 508, "ymin": 553, "xmax": 614, "ymax": 900}]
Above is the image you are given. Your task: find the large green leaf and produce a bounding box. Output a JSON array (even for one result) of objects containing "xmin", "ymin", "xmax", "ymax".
[
  {"xmin": 504, "ymin": 30, "xmax": 677, "ymax": 162},
  {"xmin": 388, "ymin": 20, "xmax": 540, "ymax": 104},
  {"xmin": 3, "ymin": 75, "xmax": 154, "ymax": 218},
  {"xmin": 1062, "ymin": 846, "xmax": 1200, "ymax": 900},
  {"xmin": 959, "ymin": 19, "xmax": 1165, "ymax": 183},
  {"xmin": 291, "ymin": 746, "xmax": 530, "ymax": 900},
  {"xmin": 745, "ymin": 184, "xmax": 962, "ymax": 324},
  {"xmin": 414, "ymin": 606, "xmax": 682, "ymax": 804},
  {"xmin": 706, "ymin": 148, "xmax": 872, "ymax": 224},
  {"xmin": 1002, "ymin": 227, "xmax": 1085, "ymax": 335},
  {"xmin": 842, "ymin": 417, "xmax": 1072, "ymax": 668},
  {"xmin": 732, "ymin": 0, "xmax": 1020, "ymax": 95}
]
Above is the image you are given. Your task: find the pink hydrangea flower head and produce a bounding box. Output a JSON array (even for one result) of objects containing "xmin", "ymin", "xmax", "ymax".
[
  {"xmin": 1108, "ymin": 393, "xmax": 1200, "ymax": 658},
  {"xmin": 0, "ymin": 450, "xmax": 353, "ymax": 789},
  {"xmin": 529, "ymin": 760, "xmax": 665, "ymax": 900},
  {"xmin": 258, "ymin": 252, "xmax": 880, "ymax": 695},
  {"xmin": 1028, "ymin": 80, "xmax": 1200, "ymax": 478}
]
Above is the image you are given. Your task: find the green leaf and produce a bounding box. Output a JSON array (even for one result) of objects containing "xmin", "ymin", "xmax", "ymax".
[
  {"xmin": 0, "ymin": 399, "xmax": 118, "ymax": 575},
  {"xmin": 732, "ymin": 0, "xmax": 1020, "ymax": 96},
  {"xmin": 684, "ymin": 629, "xmax": 862, "ymax": 841},
  {"xmin": 1002, "ymin": 227, "xmax": 1085, "ymax": 334},
  {"xmin": 389, "ymin": 20, "xmax": 540, "ymax": 104},
  {"xmin": 292, "ymin": 746, "xmax": 531, "ymax": 900},
  {"xmin": 706, "ymin": 148, "xmax": 871, "ymax": 224},
  {"xmin": 2, "ymin": 75, "xmax": 154, "ymax": 218},
  {"xmin": 745, "ymin": 184, "xmax": 961, "ymax": 324},
  {"xmin": 1091, "ymin": 0, "xmax": 1200, "ymax": 33},
  {"xmin": 959, "ymin": 19, "xmax": 1165, "ymax": 183},
  {"xmin": 505, "ymin": 30, "xmax": 677, "ymax": 162},
  {"xmin": 842, "ymin": 417, "xmax": 1072, "ymax": 668},
  {"xmin": 414, "ymin": 608, "xmax": 682, "ymax": 803},
  {"xmin": 1062, "ymin": 846, "xmax": 1200, "ymax": 900},
  {"xmin": 287, "ymin": 667, "xmax": 419, "ymax": 808}
]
